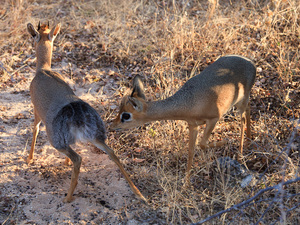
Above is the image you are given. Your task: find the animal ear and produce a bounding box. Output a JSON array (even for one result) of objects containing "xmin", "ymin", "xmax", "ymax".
[
  {"xmin": 131, "ymin": 75, "xmax": 146, "ymax": 99},
  {"xmin": 49, "ymin": 23, "xmax": 61, "ymax": 42},
  {"xmin": 128, "ymin": 97, "xmax": 144, "ymax": 112},
  {"xmin": 27, "ymin": 23, "xmax": 40, "ymax": 43}
]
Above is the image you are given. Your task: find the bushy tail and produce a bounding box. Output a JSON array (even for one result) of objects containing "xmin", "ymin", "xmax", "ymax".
[{"xmin": 51, "ymin": 100, "xmax": 106, "ymax": 149}]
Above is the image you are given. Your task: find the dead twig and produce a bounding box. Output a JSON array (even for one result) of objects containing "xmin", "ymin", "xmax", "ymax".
[
  {"xmin": 2, "ymin": 204, "xmax": 16, "ymax": 225},
  {"xmin": 191, "ymin": 177, "xmax": 300, "ymax": 225}
]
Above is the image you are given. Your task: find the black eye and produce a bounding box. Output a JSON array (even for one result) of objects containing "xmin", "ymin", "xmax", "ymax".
[{"xmin": 121, "ymin": 112, "xmax": 132, "ymax": 122}]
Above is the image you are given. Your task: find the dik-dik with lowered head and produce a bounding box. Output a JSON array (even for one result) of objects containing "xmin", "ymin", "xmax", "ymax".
[
  {"xmin": 27, "ymin": 22, "xmax": 146, "ymax": 203},
  {"xmin": 112, "ymin": 55, "xmax": 256, "ymax": 182}
]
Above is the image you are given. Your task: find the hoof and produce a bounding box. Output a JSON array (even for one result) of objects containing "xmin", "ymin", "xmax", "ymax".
[
  {"xmin": 26, "ymin": 158, "xmax": 33, "ymax": 164},
  {"xmin": 183, "ymin": 175, "xmax": 191, "ymax": 188},
  {"xmin": 63, "ymin": 196, "xmax": 74, "ymax": 203}
]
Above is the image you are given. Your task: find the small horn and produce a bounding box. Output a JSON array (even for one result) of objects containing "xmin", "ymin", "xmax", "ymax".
[{"xmin": 37, "ymin": 21, "xmax": 41, "ymax": 30}]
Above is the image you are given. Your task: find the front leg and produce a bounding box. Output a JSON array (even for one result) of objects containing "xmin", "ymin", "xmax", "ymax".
[
  {"xmin": 185, "ymin": 124, "xmax": 198, "ymax": 184},
  {"xmin": 27, "ymin": 111, "xmax": 41, "ymax": 164}
]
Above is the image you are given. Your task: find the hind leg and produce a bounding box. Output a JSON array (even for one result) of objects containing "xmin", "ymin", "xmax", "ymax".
[
  {"xmin": 58, "ymin": 146, "xmax": 82, "ymax": 203},
  {"xmin": 27, "ymin": 110, "xmax": 41, "ymax": 164},
  {"xmin": 239, "ymin": 110, "xmax": 247, "ymax": 156},
  {"xmin": 239, "ymin": 104, "xmax": 251, "ymax": 157},
  {"xmin": 237, "ymin": 98, "xmax": 251, "ymax": 158},
  {"xmin": 246, "ymin": 105, "xmax": 251, "ymax": 140},
  {"xmin": 92, "ymin": 140, "xmax": 147, "ymax": 203},
  {"xmin": 240, "ymin": 104, "xmax": 251, "ymax": 157}
]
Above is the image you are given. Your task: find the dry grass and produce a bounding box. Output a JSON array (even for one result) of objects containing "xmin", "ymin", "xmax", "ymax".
[{"xmin": 1, "ymin": 0, "xmax": 299, "ymax": 224}]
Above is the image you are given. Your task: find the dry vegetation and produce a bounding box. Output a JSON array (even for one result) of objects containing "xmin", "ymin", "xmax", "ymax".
[{"xmin": 0, "ymin": 0, "xmax": 299, "ymax": 224}]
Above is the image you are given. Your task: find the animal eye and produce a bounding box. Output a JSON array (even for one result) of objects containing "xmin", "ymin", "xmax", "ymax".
[{"xmin": 121, "ymin": 112, "xmax": 132, "ymax": 122}]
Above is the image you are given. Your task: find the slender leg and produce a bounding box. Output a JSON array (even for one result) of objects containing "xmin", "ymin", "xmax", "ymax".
[
  {"xmin": 185, "ymin": 125, "xmax": 198, "ymax": 184},
  {"xmin": 246, "ymin": 105, "xmax": 251, "ymax": 140},
  {"xmin": 92, "ymin": 140, "xmax": 147, "ymax": 203},
  {"xmin": 27, "ymin": 111, "xmax": 42, "ymax": 164},
  {"xmin": 59, "ymin": 146, "xmax": 82, "ymax": 203},
  {"xmin": 199, "ymin": 118, "xmax": 220, "ymax": 149},
  {"xmin": 239, "ymin": 110, "xmax": 247, "ymax": 156}
]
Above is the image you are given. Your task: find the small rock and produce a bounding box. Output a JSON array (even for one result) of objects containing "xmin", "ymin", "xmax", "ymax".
[{"xmin": 212, "ymin": 157, "xmax": 257, "ymax": 188}]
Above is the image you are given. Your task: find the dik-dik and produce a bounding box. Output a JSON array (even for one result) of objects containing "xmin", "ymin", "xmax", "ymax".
[
  {"xmin": 26, "ymin": 22, "xmax": 146, "ymax": 202},
  {"xmin": 112, "ymin": 55, "xmax": 256, "ymax": 181}
]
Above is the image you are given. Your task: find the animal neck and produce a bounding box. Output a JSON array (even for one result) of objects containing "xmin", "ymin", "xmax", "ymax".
[
  {"xmin": 145, "ymin": 97, "xmax": 182, "ymax": 121},
  {"xmin": 36, "ymin": 41, "xmax": 52, "ymax": 71}
]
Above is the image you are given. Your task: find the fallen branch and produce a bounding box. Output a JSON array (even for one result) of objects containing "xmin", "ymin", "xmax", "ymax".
[{"xmin": 191, "ymin": 177, "xmax": 300, "ymax": 225}]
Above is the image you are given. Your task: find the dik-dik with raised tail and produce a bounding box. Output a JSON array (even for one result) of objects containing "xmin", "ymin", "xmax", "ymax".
[
  {"xmin": 112, "ymin": 55, "xmax": 256, "ymax": 181},
  {"xmin": 27, "ymin": 22, "xmax": 146, "ymax": 203}
]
